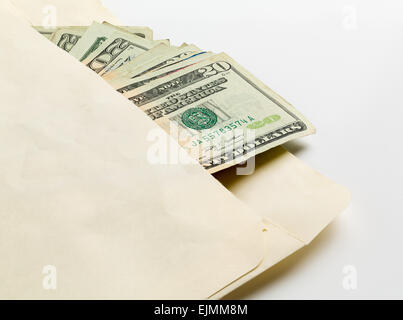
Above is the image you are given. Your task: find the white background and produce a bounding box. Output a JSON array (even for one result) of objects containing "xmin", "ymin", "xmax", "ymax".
[{"xmin": 102, "ymin": 0, "xmax": 403, "ymax": 299}]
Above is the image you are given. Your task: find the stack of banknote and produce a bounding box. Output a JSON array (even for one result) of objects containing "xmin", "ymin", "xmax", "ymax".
[{"xmin": 34, "ymin": 22, "xmax": 315, "ymax": 173}]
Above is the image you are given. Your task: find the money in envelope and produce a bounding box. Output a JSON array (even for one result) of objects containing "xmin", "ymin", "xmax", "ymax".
[{"xmin": 0, "ymin": 0, "xmax": 350, "ymax": 299}]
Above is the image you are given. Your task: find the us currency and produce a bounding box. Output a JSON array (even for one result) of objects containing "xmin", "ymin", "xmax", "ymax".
[
  {"xmin": 103, "ymin": 22, "xmax": 153, "ymax": 40},
  {"xmin": 69, "ymin": 22, "xmax": 154, "ymax": 61},
  {"xmin": 107, "ymin": 44, "xmax": 207, "ymax": 89},
  {"xmin": 127, "ymin": 44, "xmax": 203, "ymax": 78},
  {"xmin": 113, "ymin": 51, "xmax": 214, "ymax": 94},
  {"xmin": 104, "ymin": 43, "xmax": 198, "ymax": 83},
  {"xmin": 104, "ymin": 43, "xmax": 176, "ymax": 84},
  {"xmin": 50, "ymin": 27, "xmax": 87, "ymax": 52},
  {"xmin": 33, "ymin": 26, "xmax": 58, "ymax": 39},
  {"xmin": 80, "ymin": 26, "xmax": 167, "ymax": 77},
  {"xmin": 124, "ymin": 53, "xmax": 315, "ymax": 173},
  {"xmin": 33, "ymin": 24, "xmax": 153, "ymax": 53}
]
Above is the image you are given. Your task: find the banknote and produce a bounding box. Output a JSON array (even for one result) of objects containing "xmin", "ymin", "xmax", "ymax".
[
  {"xmin": 50, "ymin": 27, "xmax": 87, "ymax": 52},
  {"xmin": 102, "ymin": 22, "xmax": 153, "ymax": 40},
  {"xmin": 69, "ymin": 22, "xmax": 154, "ymax": 61},
  {"xmin": 125, "ymin": 45, "xmax": 203, "ymax": 78},
  {"xmin": 33, "ymin": 24, "xmax": 153, "ymax": 53},
  {"xmin": 103, "ymin": 43, "xmax": 176, "ymax": 83},
  {"xmin": 33, "ymin": 26, "xmax": 58, "ymax": 39},
  {"xmin": 80, "ymin": 26, "xmax": 166, "ymax": 77},
  {"xmin": 104, "ymin": 43, "xmax": 200, "ymax": 83},
  {"xmin": 107, "ymin": 44, "xmax": 207, "ymax": 88},
  {"xmin": 113, "ymin": 51, "xmax": 214, "ymax": 93},
  {"xmin": 124, "ymin": 53, "xmax": 315, "ymax": 173}
]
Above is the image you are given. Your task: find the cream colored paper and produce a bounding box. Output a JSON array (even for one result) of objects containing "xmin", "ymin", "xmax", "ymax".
[
  {"xmin": 0, "ymin": 1, "xmax": 265, "ymax": 299},
  {"xmin": 2, "ymin": 0, "xmax": 351, "ymax": 300},
  {"xmin": 211, "ymin": 147, "xmax": 351, "ymax": 298},
  {"xmin": 11, "ymin": 0, "xmax": 121, "ymax": 25}
]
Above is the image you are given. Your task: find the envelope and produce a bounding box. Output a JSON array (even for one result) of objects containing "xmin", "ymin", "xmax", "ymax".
[{"xmin": 0, "ymin": 0, "xmax": 350, "ymax": 299}]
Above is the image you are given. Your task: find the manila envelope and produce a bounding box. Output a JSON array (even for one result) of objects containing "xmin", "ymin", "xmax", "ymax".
[{"xmin": 0, "ymin": 0, "xmax": 350, "ymax": 299}]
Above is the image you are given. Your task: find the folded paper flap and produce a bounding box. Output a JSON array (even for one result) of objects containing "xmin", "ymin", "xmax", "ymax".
[
  {"xmin": 215, "ymin": 147, "xmax": 351, "ymax": 244},
  {"xmin": 212, "ymin": 153, "xmax": 350, "ymax": 298},
  {"xmin": 210, "ymin": 222, "xmax": 306, "ymax": 299},
  {"xmin": 11, "ymin": 0, "xmax": 121, "ymax": 25},
  {"xmin": 0, "ymin": 1, "xmax": 265, "ymax": 299}
]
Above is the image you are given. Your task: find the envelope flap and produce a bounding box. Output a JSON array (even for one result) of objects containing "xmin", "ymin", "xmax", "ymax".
[{"xmin": 215, "ymin": 147, "xmax": 351, "ymax": 244}]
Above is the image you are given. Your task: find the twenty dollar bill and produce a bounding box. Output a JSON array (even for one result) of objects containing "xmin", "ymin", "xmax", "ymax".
[
  {"xmin": 125, "ymin": 53, "xmax": 315, "ymax": 173},
  {"xmin": 80, "ymin": 25, "xmax": 166, "ymax": 77}
]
